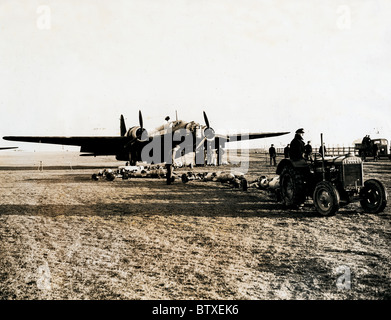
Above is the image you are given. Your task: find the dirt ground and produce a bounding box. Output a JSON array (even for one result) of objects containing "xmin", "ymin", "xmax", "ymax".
[{"xmin": 0, "ymin": 151, "xmax": 390, "ymax": 300}]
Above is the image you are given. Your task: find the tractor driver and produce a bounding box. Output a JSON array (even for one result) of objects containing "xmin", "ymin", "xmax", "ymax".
[{"xmin": 289, "ymin": 128, "xmax": 306, "ymax": 161}]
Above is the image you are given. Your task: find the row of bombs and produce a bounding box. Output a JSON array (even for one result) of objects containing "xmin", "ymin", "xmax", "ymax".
[
  {"xmin": 181, "ymin": 171, "xmax": 249, "ymax": 190},
  {"xmin": 250, "ymin": 175, "xmax": 281, "ymax": 201},
  {"xmin": 91, "ymin": 165, "xmax": 168, "ymax": 181},
  {"xmin": 252, "ymin": 175, "xmax": 280, "ymax": 190},
  {"xmin": 91, "ymin": 167, "xmax": 281, "ymax": 194},
  {"xmin": 181, "ymin": 172, "xmax": 280, "ymax": 192}
]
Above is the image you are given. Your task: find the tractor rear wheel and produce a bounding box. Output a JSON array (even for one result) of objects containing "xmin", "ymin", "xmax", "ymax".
[
  {"xmin": 359, "ymin": 179, "xmax": 387, "ymax": 213},
  {"xmin": 279, "ymin": 166, "xmax": 306, "ymax": 207},
  {"xmin": 313, "ymin": 181, "xmax": 340, "ymax": 216}
]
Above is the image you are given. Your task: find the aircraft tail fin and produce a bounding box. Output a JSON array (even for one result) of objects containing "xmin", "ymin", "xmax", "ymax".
[{"xmin": 120, "ymin": 115, "xmax": 127, "ymax": 136}]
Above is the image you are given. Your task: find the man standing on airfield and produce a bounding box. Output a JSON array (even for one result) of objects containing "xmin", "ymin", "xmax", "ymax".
[{"xmin": 269, "ymin": 144, "xmax": 277, "ymax": 166}]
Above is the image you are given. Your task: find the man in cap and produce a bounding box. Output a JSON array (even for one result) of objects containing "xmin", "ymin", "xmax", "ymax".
[
  {"xmin": 319, "ymin": 143, "xmax": 327, "ymax": 157},
  {"xmin": 284, "ymin": 144, "xmax": 290, "ymax": 158},
  {"xmin": 269, "ymin": 144, "xmax": 277, "ymax": 166},
  {"xmin": 164, "ymin": 116, "xmax": 173, "ymax": 132},
  {"xmin": 304, "ymin": 140, "xmax": 313, "ymax": 161},
  {"xmin": 289, "ymin": 128, "xmax": 306, "ymax": 161}
]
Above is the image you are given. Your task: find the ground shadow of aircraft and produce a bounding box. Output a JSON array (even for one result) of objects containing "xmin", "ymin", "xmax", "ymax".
[
  {"xmin": 0, "ymin": 147, "xmax": 17, "ymax": 150},
  {"xmin": 3, "ymin": 111, "xmax": 289, "ymax": 183}
]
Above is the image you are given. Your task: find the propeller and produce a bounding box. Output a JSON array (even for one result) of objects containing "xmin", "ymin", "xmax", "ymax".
[
  {"xmin": 135, "ymin": 110, "xmax": 148, "ymax": 141},
  {"xmin": 120, "ymin": 115, "xmax": 127, "ymax": 136},
  {"xmin": 139, "ymin": 110, "xmax": 143, "ymax": 131},
  {"xmin": 196, "ymin": 111, "xmax": 215, "ymax": 149},
  {"xmin": 203, "ymin": 111, "xmax": 210, "ymax": 128},
  {"xmin": 202, "ymin": 111, "xmax": 215, "ymax": 140}
]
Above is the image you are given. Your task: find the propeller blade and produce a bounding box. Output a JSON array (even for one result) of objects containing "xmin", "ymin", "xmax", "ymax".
[
  {"xmin": 139, "ymin": 110, "xmax": 143, "ymax": 130},
  {"xmin": 120, "ymin": 115, "xmax": 127, "ymax": 136},
  {"xmin": 203, "ymin": 111, "xmax": 210, "ymax": 128},
  {"xmin": 196, "ymin": 137, "xmax": 207, "ymax": 150}
]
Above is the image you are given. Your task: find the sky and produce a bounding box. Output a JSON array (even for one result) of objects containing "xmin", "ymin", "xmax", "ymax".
[{"xmin": 0, "ymin": 0, "xmax": 390, "ymax": 152}]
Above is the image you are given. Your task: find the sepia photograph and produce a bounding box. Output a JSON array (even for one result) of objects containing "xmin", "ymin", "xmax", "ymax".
[{"xmin": 0, "ymin": 0, "xmax": 390, "ymax": 309}]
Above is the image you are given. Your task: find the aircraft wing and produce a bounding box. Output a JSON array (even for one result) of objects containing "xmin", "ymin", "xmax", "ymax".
[
  {"xmin": 0, "ymin": 147, "xmax": 18, "ymax": 150},
  {"xmin": 216, "ymin": 131, "xmax": 290, "ymax": 142},
  {"xmin": 2, "ymin": 136, "xmax": 130, "ymax": 155}
]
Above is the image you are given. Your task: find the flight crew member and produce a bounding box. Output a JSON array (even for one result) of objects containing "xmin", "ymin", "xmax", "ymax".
[
  {"xmin": 269, "ymin": 144, "xmax": 277, "ymax": 166},
  {"xmin": 289, "ymin": 128, "xmax": 305, "ymax": 161},
  {"xmin": 319, "ymin": 144, "xmax": 327, "ymax": 157},
  {"xmin": 373, "ymin": 143, "xmax": 379, "ymax": 161},
  {"xmin": 304, "ymin": 141, "xmax": 313, "ymax": 161},
  {"xmin": 283, "ymin": 144, "xmax": 290, "ymax": 158},
  {"xmin": 164, "ymin": 116, "xmax": 173, "ymax": 132}
]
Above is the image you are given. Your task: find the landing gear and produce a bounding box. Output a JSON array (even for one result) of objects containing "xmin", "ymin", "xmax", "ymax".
[
  {"xmin": 165, "ymin": 163, "xmax": 173, "ymax": 185},
  {"xmin": 128, "ymin": 151, "xmax": 138, "ymax": 166}
]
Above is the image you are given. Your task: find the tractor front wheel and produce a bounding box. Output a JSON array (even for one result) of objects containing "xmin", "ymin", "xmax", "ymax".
[
  {"xmin": 359, "ymin": 179, "xmax": 388, "ymax": 213},
  {"xmin": 313, "ymin": 181, "xmax": 340, "ymax": 216}
]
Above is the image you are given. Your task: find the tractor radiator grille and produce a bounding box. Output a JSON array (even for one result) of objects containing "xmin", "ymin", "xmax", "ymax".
[{"xmin": 343, "ymin": 164, "xmax": 362, "ymax": 187}]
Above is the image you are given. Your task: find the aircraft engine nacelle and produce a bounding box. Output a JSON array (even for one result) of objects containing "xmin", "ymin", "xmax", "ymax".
[{"xmin": 126, "ymin": 126, "xmax": 149, "ymax": 142}]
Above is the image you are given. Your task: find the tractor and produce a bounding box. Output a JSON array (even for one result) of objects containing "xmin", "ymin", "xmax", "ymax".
[{"xmin": 275, "ymin": 147, "xmax": 388, "ymax": 216}]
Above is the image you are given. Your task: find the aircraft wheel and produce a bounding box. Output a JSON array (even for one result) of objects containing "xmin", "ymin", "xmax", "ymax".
[
  {"xmin": 359, "ymin": 179, "xmax": 388, "ymax": 213},
  {"xmin": 313, "ymin": 181, "xmax": 340, "ymax": 216}
]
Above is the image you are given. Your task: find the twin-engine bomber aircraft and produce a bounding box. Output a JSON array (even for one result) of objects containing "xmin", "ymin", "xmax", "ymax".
[{"xmin": 3, "ymin": 111, "xmax": 289, "ymax": 183}]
